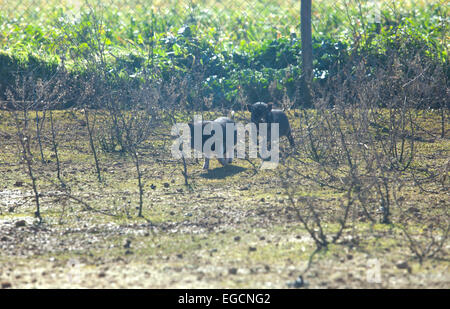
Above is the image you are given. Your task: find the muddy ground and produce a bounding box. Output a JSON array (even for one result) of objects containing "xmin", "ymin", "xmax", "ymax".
[{"xmin": 0, "ymin": 110, "xmax": 448, "ymax": 288}]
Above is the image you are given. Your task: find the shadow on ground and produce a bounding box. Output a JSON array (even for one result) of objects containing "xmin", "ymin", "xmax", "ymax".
[{"xmin": 200, "ymin": 165, "xmax": 247, "ymax": 179}]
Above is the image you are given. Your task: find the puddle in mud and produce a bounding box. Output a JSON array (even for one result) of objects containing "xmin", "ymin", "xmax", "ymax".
[
  {"xmin": 0, "ymin": 189, "xmax": 28, "ymax": 207},
  {"xmin": 0, "ymin": 189, "xmax": 67, "ymax": 210}
]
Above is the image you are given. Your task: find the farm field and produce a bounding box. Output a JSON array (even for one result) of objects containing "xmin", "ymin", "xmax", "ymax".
[
  {"xmin": 0, "ymin": 0, "xmax": 449, "ymax": 290},
  {"xmin": 0, "ymin": 109, "xmax": 448, "ymax": 288}
]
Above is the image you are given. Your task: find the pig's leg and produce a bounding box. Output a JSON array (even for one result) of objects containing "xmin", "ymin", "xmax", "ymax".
[
  {"xmin": 216, "ymin": 141, "xmax": 228, "ymax": 166},
  {"xmin": 225, "ymin": 148, "xmax": 233, "ymax": 164},
  {"xmin": 218, "ymin": 147, "xmax": 230, "ymax": 166},
  {"xmin": 217, "ymin": 157, "xmax": 228, "ymax": 166},
  {"xmin": 202, "ymin": 157, "xmax": 210, "ymax": 170},
  {"xmin": 287, "ymin": 130, "xmax": 295, "ymax": 147}
]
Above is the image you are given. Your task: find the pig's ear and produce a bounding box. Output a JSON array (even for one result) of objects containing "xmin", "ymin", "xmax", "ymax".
[
  {"xmin": 247, "ymin": 104, "xmax": 253, "ymax": 112},
  {"xmin": 267, "ymin": 103, "xmax": 273, "ymax": 111}
]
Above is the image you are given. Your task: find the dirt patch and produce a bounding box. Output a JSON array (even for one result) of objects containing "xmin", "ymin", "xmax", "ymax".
[{"xmin": 0, "ymin": 110, "xmax": 449, "ymax": 288}]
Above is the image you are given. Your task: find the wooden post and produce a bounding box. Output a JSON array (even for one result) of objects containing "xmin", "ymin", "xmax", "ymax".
[
  {"xmin": 301, "ymin": 0, "xmax": 313, "ymax": 107},
  {"xmin": 301, "ymin": 0, "xmax": 313, "ymax": 80}
]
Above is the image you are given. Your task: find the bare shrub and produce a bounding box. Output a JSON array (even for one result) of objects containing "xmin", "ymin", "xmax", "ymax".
[
  {"xmin": 283, "ymin": 43, "xmax": 446, "ymax": 254},
  {"xmin": 394, "ymin": 192, "xmax": 449, "ymax": 264},
  {"xmin": 3, "ymin": 69, "xmax": 66, "ymax": 222}
]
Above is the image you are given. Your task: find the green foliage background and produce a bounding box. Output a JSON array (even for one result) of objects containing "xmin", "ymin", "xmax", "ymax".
[{"xmin": 0, "ymin": 0, "xmax": 448, "ymax": 108}]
